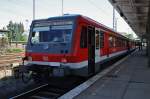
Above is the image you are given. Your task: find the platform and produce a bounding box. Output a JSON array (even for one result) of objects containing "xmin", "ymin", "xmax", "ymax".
[{"xmin": 75, "ymin": 49, "xmax": 149, "ymax": 99}]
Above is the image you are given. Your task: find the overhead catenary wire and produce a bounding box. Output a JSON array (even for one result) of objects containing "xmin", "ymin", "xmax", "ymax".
[{"xmin": 87, "ymin": 0, "xmax": 112, "ymax": 17}]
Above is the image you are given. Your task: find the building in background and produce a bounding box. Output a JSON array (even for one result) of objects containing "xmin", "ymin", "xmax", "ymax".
[{"xmin": 0, "ymin": 30, "xmax": 8, "ymax": 38}]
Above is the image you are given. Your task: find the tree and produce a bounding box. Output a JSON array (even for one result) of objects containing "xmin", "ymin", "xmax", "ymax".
[
  {"xmin": 123, "ymin": 33, "xmax": 134, "ymax": 39},
  {"xmin": 6, "ymin": 21, "xmax": 25, "ymax": 42},
  {"xmin": 126, "ymin": 34, "xmax": 134, "ymax": 39}
]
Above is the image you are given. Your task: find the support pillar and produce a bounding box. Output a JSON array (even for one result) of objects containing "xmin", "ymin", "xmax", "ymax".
[
  {"xmin": 146, "ymin": 3, "xmax": 150, "ymax": 67},
  {"xmin": 148, "ymin": 38, "xmax": 150, "ymax": 67},
  {"xmin": 146, "ymin": 40, "xmax": 148, "ymax": 56}
]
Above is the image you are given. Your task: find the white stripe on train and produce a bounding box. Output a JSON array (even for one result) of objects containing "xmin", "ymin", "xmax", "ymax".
[{"xmin": 26, "ymin": 49, "xmax": 128, "ymax": 69}]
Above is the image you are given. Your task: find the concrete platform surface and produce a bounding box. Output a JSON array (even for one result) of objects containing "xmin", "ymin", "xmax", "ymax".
[{"xmin": 75, "ymin": 50, "xmax": 149, "ymax": 99}]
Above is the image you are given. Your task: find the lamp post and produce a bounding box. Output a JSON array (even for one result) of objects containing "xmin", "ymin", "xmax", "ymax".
[
  {"xmin": 62, "ymin": 0, "xmax": 64, "ymax": 16},
  {"xmin": 115, "ymin": 18, "xmax": 118, "ymax": 31},
  {"xmin": 61, "ymin": 0, "xmax": 64, "ymax": 16},
  {"xmin": 33, "ymin": 0, "xmax": 35, "ymax": 20},
  {"xmin": 113, "ymin": 7, "xmax": 115, "ymax": 30}
]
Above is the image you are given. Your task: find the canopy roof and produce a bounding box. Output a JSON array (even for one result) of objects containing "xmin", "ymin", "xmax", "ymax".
[{"xmin": 109, "ymin": 0, "xmax": 150, "ymax": 37}]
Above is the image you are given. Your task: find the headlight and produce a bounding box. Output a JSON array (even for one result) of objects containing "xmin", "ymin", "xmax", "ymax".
[{"xmin": 61, "ymin": 58, "xmax": 67, "ymax": 63}]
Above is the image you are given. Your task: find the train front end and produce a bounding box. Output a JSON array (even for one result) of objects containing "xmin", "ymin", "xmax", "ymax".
[{"xmin": 24, "ymin": 16, "xmax": 78, "ymax": 80}]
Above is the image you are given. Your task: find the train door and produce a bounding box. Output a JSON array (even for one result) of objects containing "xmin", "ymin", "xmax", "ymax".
[
  {"xmin": 88, "ymin": 26, "xmax": 95, "ymax": 76},
  {"xmin": 95, "ymin": 28, "xmax": 101, "ymax": 72}
]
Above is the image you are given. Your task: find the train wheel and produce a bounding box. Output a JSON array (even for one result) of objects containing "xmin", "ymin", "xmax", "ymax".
[{"xmin": 22, "ymin": 71, "xmax": 32, "ymax": 83}]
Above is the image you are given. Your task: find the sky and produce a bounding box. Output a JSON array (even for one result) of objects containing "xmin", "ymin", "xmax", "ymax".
[{"xmin": 0, "ymin": 0, "xmax": 137, "ymax": 38}]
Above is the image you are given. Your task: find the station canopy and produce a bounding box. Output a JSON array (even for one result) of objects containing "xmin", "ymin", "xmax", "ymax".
[{"xmin": 109, "ymin": 0, "xmax": 150, "ymax": 38}]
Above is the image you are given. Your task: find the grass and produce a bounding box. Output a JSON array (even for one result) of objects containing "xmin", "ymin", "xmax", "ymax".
[{"xmin": 6, "ymin": 48, "xmax": 24, "ymax": 53}]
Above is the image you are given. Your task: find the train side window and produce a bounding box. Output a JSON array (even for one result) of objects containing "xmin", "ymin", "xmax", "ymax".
[
  {"xmin": 96, "ymin": 30, "xmax": 100, "ymax": 49},
  {"xmin": 116, "ymin": 37, "xmax": 119, "ymax": 47},
  {"xmin": 100, "ymin": 31, "xmax": 104, "ymax": 48},
  {"xmin": 113, "ymin": 37, "xmax": 116, "ymax": 47},
  {"xmin": 80, "ymin": 26, "xmax": 87, "ymax": 48},
  {"xmin": 119, "ymin": 38, "xmax": 121, "ymax": 47},
  {"xmin": 109, "ymin": 36, "xmax": 113, "ymax": 47}
]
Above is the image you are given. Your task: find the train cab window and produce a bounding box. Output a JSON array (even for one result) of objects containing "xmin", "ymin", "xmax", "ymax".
[
  {"xmin": 31, "ymin": 25, "xmax": 73, "ymax": 44},
  {"xmin": 80, "ymin": 26, "xmax": 87, "ymax": 48},
  {"xmin": 31, "ymin": 31, "xmax": 40, "ymax": 44},
  {"xmin": 100, "ymin": 31, "xmax": 104, "ymax": 48},
  {"xmin": 95, "ymin": 30, "xmax": 100, "ymax": 49}
]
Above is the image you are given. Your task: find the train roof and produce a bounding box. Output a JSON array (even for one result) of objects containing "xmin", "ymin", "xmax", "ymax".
[
  {"xmin": 48, "ymin": 14, "xmax": 81, "ymax": 19},
  {"xmin": 33, "ymin": 14, "xmax": 80, "ymax": 22},
  {"xmin": 33, "ymin": 14, "xmax": 134, "ymax": 41}
]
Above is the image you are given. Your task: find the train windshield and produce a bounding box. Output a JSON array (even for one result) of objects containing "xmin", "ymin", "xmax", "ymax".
[{"xmin": 31, "ymin": 21, "xmax": 73, "ymax": 44}]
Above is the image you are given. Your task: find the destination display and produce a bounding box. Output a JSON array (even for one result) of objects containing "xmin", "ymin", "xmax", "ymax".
[{"xmin": 34, "ymin": 20, "xmax": 73, "ymax": 27}]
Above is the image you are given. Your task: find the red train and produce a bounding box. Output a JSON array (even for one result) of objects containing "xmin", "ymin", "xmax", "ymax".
[{"xmin": 23, "ymin": 14, "xmax": 136, "ymax": 80}]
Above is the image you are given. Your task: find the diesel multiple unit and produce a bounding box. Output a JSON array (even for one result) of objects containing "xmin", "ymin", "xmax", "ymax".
[{"xmin": 23, "ymin": 15, "xmax": 136, "ymax": 79}]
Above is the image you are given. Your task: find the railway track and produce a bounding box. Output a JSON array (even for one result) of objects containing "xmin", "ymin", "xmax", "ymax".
[
  {"xmin": 0, "ymin": 52, "xmax": 24, "ymax": 67},
  {"xmin": 0, "ymin": 52, "xmax": 24, "ymax": 58},
  {"xmin": 10, "ymin": 84, "xmax": 67, "ymax": 99},
  {"xmin": 0, "ymin": 53, "xmax": 24, "ymax": 60},
  {"xmin": 9, "ymin": 76, "xmax": 85, "ymax": 99}
]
